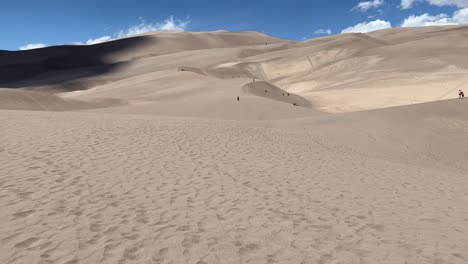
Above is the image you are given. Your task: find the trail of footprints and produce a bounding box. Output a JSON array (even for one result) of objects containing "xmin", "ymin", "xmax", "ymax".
[{"xmin": 0, "ymin": 111, "xmax": 467, "ymax": 264}]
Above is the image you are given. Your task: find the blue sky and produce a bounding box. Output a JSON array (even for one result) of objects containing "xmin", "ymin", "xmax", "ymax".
[{"xmin": 2, "ymin": 0, "xmax": 468, "ymax": 50}]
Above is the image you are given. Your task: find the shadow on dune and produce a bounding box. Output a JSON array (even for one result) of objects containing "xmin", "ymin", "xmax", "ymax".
[{"xmin": 0, "ymin": 36, "xmax": 153, "ymax": 91}]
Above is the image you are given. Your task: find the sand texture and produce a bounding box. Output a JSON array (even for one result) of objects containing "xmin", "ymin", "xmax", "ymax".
[{"xmin": 1, "ymin": 28, "xmax": 468, "ymax": 264}]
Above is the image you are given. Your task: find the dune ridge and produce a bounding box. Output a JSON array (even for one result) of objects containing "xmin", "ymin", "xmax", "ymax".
[{"xmin": 1, "ymin": 26, "xmax": 468, "ymax": 114}]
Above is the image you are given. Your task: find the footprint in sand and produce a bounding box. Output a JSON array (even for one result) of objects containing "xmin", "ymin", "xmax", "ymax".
[
  {"xmin": 14, "ymin": 237, "xmax": 40, "ymax": 249},
  {"xmin": 12, "ymin": 210, "xmax": 35, "ymax": 219},
  {"xmin": 239, "ymin": 243, "xmax": 260, "ymax": 256}
]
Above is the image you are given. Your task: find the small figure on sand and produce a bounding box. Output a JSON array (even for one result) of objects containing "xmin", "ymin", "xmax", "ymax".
[
  {"xmin": 459, "ymin": 90, "xmax": 465, "ymax": 99},
  {"xmin": 237, "ymin": 96, "xmax": 240, "ymax": 101}
]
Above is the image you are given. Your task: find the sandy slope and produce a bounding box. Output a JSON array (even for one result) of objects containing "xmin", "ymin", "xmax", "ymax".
[
  {"xmin": 0, "ymin": 89, "xmax": 123, "ymax": 111},
  {"xmin": 1, "ymin": 98, "xmax": 467, "ymax": 264}
]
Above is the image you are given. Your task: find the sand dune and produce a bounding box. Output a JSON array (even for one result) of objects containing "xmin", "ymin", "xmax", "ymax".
[
  {"xmin": 0, "ymin": 31, "xmax": 286, "ymax": 90},
  {"xmin": 1, "ymin": 27, "xmax": 468, "ymax": 264},
  {"xmin": 2, "ymin": 27, "xmax": 467, "ymax": 113}
]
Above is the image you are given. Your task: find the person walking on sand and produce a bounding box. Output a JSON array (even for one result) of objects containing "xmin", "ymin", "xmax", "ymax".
[
  {"xmin": 459, "ymin": 90, "xmax": 465, "ymax": 99},
  {"xmin": 237, "ymin": 96, "xmax": 240, "ymax": 101}
]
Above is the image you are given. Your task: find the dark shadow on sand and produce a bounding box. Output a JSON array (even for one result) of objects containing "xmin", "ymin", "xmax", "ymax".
[{"xmin": 0, "ymin": 36, "xmax": 153, "ymax": 91}]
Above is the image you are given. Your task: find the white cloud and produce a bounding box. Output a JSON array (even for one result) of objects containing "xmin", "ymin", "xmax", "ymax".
[
  {"xmin": 401, "ymin": 0, "xmax": 416, "ymax": 8},
  {"xmin": 402, "ymin": 7, "xmax": 468, "ymax": 26},
  {"xmin": 340, "ymin": 7, "xmax": 468, "ymax": 33},
  {"xmin": 19, "ymin": 43, "xmax": 47, "ymax": 50},
  {"xmin": 341, "ymin": 19, "xmax": 392, "ymax": 33},
  {"xmin": 117, "ymin": 16, "xmax": 190, "ymax": 38},
  {"xmin": 401, "ymin": 13, "xmax": 454, "ymax": 26},
  {"xmin": 71, "ymin": 16, "xmax": 190, "ymax": 47},
  {"xmin": 314, "ymin": 29, "xmax": 333, "ymax": 35},
  {"xmin": 85, "ymin": 36, "xmax": 113, "ymax": 45},
  {"xmin": 452, "ymin": 7, "xmax": 468, "ymax": 22},
  {"xmin": 72, "ymin": 36, "xmax": 113, "ymax": 45},
  {"xmin": 353, "ymin": 0, "xmax": 385, "ymax": 12},
  {"xmin": 401, "ymin": 0, "xmax": 468, "ymax": 9}
]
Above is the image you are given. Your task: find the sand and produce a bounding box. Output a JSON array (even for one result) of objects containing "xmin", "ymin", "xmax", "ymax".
[{"xmin": 1, "ymin": 27, "xmax": 468, "ymax": 264}]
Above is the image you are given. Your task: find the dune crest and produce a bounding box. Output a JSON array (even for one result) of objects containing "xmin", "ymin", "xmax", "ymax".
[{"xmin": 1, "ymin": 27, "xmax": 468, "ymax": 115}]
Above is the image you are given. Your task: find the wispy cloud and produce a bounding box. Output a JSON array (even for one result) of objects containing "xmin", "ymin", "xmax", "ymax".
[
  {"xmin": 117, "ymin": 16, "xmax": 190, "ymax": 38},
  {"xmin": 314, "ymin": 29, "xmax": 333, "ymax": 35},
  {"xmin": 72, "ymin": 16, "xmax": 190, "ymax": 47},
  {"xmin": 402, "ymin": 8, "xmax": 468, "ymax": 26},
  {"xmin": 353, "ymin": 0, "xmax": 385, "ymax": 12},
  {"xmin": 401, "ymin": 0, "xmax": 416, "ymax": 9},
  {"xmin": 401, "ymin": 0, "xmax": 468, "ymax": 9},
  {"xmin": 19, "ymin": 16, "xmax": 190, "ymax": 50},
  {"xmin": 72, "ymin": 36, "xmax": 113, "ymax": 46},
  {"xmin": 341, "ymin": 4, "xmax": 468, "ymax": 34},
  {"xmin": 19, "ymin": 43, "xmax": 47, "ymax": 50},
  {"xmin": 367, "ymin": 9, "xmax": 385, "ymax": 18},
  {"xmin": 402, "ymin": 13, "xmax": 454, "ymax": 26}
]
